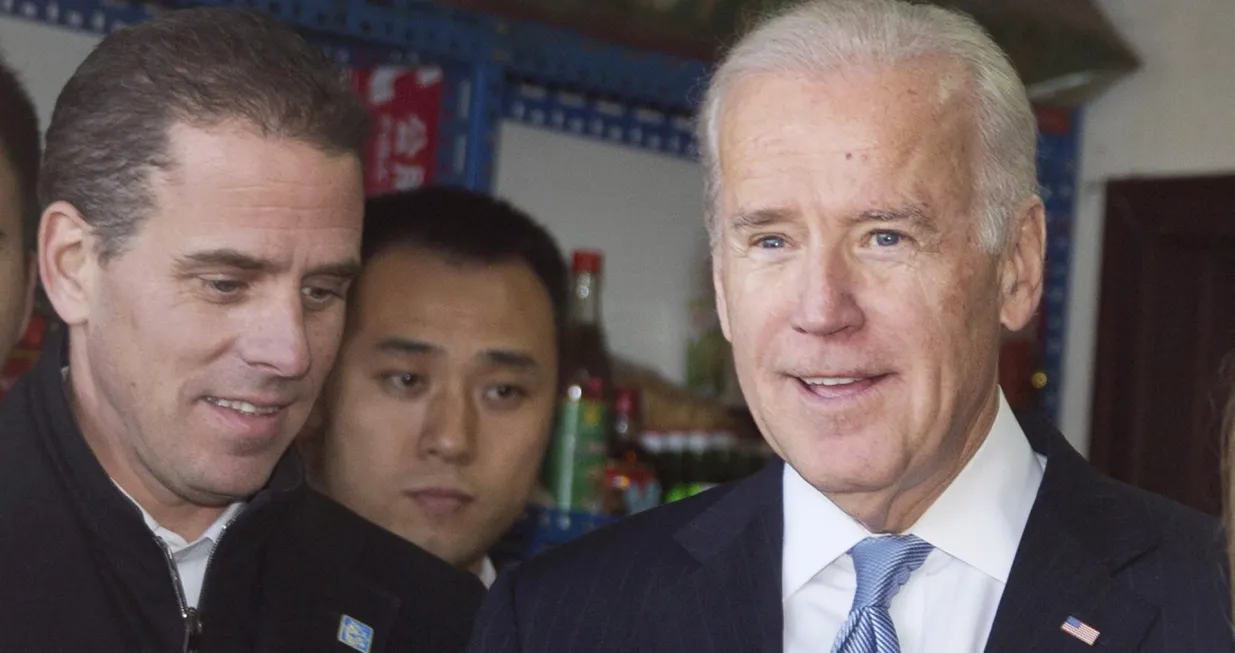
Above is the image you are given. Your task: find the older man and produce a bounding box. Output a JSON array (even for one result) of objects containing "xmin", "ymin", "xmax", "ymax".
[
  {"xmin": 0, "ymin": 8, "xmax": 482, "ymax": 652},
  {"xmin": 465, "ymin": 1, "xmax": 1232, "ymax": 652}
]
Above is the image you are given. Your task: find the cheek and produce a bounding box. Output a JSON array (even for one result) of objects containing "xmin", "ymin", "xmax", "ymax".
[
  {"xmin": 306, "ymin": 310, "xmax": 347, "ymax": 373},
  {"xmin": 0, "ymin": 271, "xmax": 25, "ymax": 326},
  {"xmin": 876, "ymin": 265, "xmax": 999, "ymax": 383},
  {"xmin": 476, "ymin": 408, "xmax": 552, "ymax": 486},
  {"xmin": 726, "ymin": 268, "xmax": 791, "ymax": 360},
  {"xmin": 330, "ymin": 380, "xmax": 414, "ymax": 470}
]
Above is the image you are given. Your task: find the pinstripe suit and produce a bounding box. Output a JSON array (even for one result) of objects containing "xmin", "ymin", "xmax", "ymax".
[{"xmin": 467, "ymin": 412, "xmax": 1234, "ymax": 652}]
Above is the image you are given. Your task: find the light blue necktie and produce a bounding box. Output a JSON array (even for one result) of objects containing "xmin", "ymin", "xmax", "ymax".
[{"xmin": 829, "ymin": 535, "xmax": 935, "ymax": 653}]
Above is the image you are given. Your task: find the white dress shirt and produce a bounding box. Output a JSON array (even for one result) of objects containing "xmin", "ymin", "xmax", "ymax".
[
  {"xmin": 782, "ymin": 390, "xmax": 1046, "ymax": 653},
  {"xmin": 113, "ymin": 481, "xmax": 245, "ymax": 608},
  {"xmin": 478, "ymin": 556, "xmax": 498, "ymax": 589}
]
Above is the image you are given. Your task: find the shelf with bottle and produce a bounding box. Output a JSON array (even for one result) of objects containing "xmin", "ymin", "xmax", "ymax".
[{"xmin": 519, "ymin": 245, "xmax": 784, "ymax": 560}]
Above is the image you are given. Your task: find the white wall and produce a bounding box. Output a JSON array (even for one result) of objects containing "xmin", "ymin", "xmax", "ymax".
[
  {"xmin": 1060, "ymin": 0, "xmax": 1235, "ymax": 454},
  {"xmin": 494, "ymin": 122, "xmax": 709, "ymax": 383},
  {"xmin": 0, "ymin": 17, "xmax": 100, "ymax": 132}
]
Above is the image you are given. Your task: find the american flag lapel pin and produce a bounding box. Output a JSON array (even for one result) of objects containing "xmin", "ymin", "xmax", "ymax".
[{"xmin": 1060, "ymin": 615, "xmax": 1100, "ymax": 646}]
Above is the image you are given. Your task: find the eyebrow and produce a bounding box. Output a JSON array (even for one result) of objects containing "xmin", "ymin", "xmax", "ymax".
[
  {"xmin": 376, "ymin": 337, "xmax": 439, "ymax": 356},
  {"xmin": 728, "ymin": 204, "xmax": 938, "ymax": 233},
  {"xmin": 483, "ymin": 349, "xmax": 539, "ymax": 370},
  {"xmin": 375, "ymin": 337, "xmax": 540, "ymax": 370},
  {"xmin": 852, "ymin": 204, "xmax": 937, "ymax": 231},
  {"xmin": 177, "ymin": 248, "xmax": 361, "ymax": 280},
  {"xmin": 728, "ymin": 208, "xmax": 794, "ymax": 232}
]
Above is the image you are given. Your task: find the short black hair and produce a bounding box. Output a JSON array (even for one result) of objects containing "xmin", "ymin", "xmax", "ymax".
[
  {"xmin": 0, "ymin": 51, "xmax": 40, "ymax": 254},
  {"xmin": 362, "ymin": 186, "xmax": 568, "ymax": 335},
  {"xmin": 41, "ymin": 7, "xmax": 369, "ymax": 261}
]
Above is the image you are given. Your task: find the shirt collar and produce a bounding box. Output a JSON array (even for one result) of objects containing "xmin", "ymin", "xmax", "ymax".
[
  {"xmin": 111, "ymin": 479, "xmax": 246, "ymax": 554},
  {"xmin": 782, "ymin": 462, "xmax": 870, "ymax": 600},
  {"xmin": 909, "ymin": 390, "xmax": 1044, "ymax": 583},
  {"xmin": 781, "ymin": 389, "xmax": 1045, "ymax": 600},
  {"xmin": 478, "ymin": 556, "xmax": 498, "ymax": 589}
]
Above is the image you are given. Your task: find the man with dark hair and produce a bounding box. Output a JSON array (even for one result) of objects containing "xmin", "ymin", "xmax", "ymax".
[
  {"xmin": 0, "ymin": 52, "xmax": 39, "ymax": 371},
  {"xmin": 303, "ymin": 186, "xmax": 566, "ymax": 587},
  {"xmin": 0, "ymin": 8, "xmax": 483, "ymax": 652}
]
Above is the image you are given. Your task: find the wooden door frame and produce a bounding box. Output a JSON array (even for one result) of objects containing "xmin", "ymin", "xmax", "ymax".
[{"xmin": 1088, "ymin": 174, "xmax": 1235, "ymax": 513}]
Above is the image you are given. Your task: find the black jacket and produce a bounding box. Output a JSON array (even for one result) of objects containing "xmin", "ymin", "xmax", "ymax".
[
  {"xmin": 0, "ymin": 334, "xmax": 485, "ymax": 653},
  {"xmin": 467, "ymin": 411, "xmax": 1233, "ymax": 653}
]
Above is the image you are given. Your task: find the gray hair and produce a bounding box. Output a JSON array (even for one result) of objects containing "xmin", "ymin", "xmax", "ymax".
[{"xmin": 696, "ymin": 0, "xmax": 1038, "ymax": 252}]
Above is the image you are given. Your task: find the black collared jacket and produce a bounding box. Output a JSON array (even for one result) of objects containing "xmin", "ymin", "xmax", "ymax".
[{"xmin": 0, "ymin": 333, "xmax": 485, "ymax": 653}]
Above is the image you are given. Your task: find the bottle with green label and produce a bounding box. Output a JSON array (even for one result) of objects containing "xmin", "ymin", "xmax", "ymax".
[
  {"xmin": 544, "ymin": 378, "xmax": 608, "ymax": 513},
  {"xmin": 543, "ymin": 250, "xmax": 613, "ymax": 514}
]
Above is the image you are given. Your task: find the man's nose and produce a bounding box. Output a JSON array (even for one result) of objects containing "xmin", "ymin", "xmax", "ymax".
[
  {"xmin": 240, "ymin": 290, "xmax": 313, "ymax": 380},
  {"xmin": 417, "ymin": 385, "xmax": 477, "ymax": 464},
  {"xmin": 789, "ymin": 247, "xmax": 866, "ymax": 337}
]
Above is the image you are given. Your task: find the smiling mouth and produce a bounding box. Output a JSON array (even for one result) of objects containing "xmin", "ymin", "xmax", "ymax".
[
  {"xmin": 205, "ymin": 397, "xmax": 283, "ymax": 417},
  {"xmin": 794, "ymin": 374, "xmax": 890, "ymax": 398},
  {"xmin": 800, "ymin": 376, "xmax": 866, "ymax": 387}
]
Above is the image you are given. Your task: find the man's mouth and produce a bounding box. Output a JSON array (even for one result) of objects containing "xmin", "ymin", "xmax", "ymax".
[
  {"xmin": 799, "ymin": 376, "xmax": 865, "ymax": 387},
  {"xmin": 205, "ymin": 397, "xmax": 284, "ymax": 417},
  {"xmin": 407, "ymin": 488, "xmax": 475, "ymax": 517},
  {"xmin": 794, "ymin": 374, "xmax": 890, "ymax": 398}
]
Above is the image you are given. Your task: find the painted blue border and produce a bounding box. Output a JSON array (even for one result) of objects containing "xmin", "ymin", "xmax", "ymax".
[
  {"xmin": 0, "ymin": 0, "xmax": 155, "ymax": 34},
  {"xmin": 1036, "ymin": 110, "xmax": 1081, "ymax": 425}
]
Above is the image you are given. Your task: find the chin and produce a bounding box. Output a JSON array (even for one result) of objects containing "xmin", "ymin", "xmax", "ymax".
[
  {"xmin": 408, "ymin": 529, "xmax": 470, "ymax": 567},
  {"xmin": 200, "ymin": 458, "xmax": 284, "ymax": 499},
  {"xmin": 782, "ymin": 437, "xmax": 905, "ymax": 494}
]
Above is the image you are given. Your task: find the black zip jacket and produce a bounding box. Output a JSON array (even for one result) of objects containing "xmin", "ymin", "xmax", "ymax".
[{"xmin": 0, "ymin": 333, "xmax": 485, "ymax": 652}]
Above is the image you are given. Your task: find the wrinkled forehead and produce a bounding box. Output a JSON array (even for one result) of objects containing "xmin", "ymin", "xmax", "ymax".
[
  {"xmin": 721, "ymin": 56, "xmax": 976, "ymax": 156},
  {"xmin": 715, "ymin": 59, "xmax": 980, "ymax": 213}
]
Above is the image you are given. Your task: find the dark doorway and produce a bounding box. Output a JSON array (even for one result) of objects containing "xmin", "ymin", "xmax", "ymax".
[{"xmin": 1088, "ymin": 174, "xmax": 1235, "ymax": 516}]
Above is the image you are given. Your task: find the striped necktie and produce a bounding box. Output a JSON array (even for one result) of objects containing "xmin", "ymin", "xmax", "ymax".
[{"xmin": 829, "ymin": 535, "xmax": 935, "ymax": 653}]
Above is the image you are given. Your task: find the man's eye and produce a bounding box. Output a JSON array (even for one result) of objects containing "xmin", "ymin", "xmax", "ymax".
[
  {"xmin": 485, "ymin": 384, "xmax": 527, "ymax": 403},
  {"xmin": 204, "ymin": 278, "xmax": 244, "ymax": 295},
  {"xmin": 872, "ymin": 231, "xmax": 903, "ymax": 247},
  {"xmin": 386, "ymin": 373, "xmax": 423, "ymax": 391},
  {"xmin": 754, "ymin": 235, "xmax": 786, "ymax": 249},
  {"xmin": 301, "ymin": 286, "xmax": 340, "ymax": 304}
]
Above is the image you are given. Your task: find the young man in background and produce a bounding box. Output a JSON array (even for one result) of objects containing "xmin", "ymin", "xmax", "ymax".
[{"xmin": 305, "ymin": 186, "xmax": 567, "ymax": 586}]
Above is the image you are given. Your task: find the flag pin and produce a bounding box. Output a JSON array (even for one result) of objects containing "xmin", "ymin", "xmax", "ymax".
[
  {"xmin": 338, "ymin": 614, "xmax": 374, "ymax": 653},
  {"xmin": 1060, "ymin": 615, "xmax": 1100, "ymax": 646}
]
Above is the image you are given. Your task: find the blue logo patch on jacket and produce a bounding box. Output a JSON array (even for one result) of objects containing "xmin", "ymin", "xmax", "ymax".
[{"xmin": 338, "ymin": 615, "xmax": 374, "ymax": 652}]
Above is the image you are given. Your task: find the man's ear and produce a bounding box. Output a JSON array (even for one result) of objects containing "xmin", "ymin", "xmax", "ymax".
[
  {"xmin": 998, "ymin": 196, "xmax": 1047, "ymax": 332},
  {"xmin": 39, "ymin": 201, "xmax": 96, "ymax": 326}
]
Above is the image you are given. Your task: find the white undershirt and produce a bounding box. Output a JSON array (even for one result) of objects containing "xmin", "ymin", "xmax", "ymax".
[
  {"xmin": 478, "ymin": 556, "xmax": 498, "ymax": 589},
  {"xmin": 112, "ymin": 481, "xmax": 245, "ymax": 609},
  {"xmin": 782, "ymin": 390, "xmax": 1046, "ymax": 653},
  {"xmin": 66, "ymin": 365, "xmax": 246, "ymax": 610}
]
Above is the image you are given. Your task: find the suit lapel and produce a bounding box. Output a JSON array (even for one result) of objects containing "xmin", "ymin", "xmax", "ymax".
[
  {"xmin": 630, "ymin": 461, "xmax": 785, "ymax": 653},
  {"xmin": 984, "ymin": 413, "xmax": 1160, "ymax": 653}
]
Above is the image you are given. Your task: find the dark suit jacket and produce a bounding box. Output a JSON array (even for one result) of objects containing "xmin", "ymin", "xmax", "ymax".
[
  {"xmin": 0, "ymin": 331, "xmax": 486, "ymax": 652},
  {"xmin": 467, "ymin": 412, "xmax": 1234, "ymax": 652}
]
